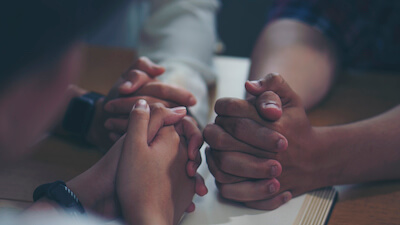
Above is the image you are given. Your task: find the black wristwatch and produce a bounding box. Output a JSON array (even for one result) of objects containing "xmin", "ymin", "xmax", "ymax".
[
  {"xmin": 33, "ymin": 180, "xmax": 85, "ymax": 214},
  {"xmin": 62, "ymin": 92, "xmax": 104, "ymax": 138}
]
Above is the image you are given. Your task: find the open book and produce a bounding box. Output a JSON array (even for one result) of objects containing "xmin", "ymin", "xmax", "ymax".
[
  {"xmin": 181, "ymin": 163, "xmax": 336, "ymax": 225},
  {"xmin": 180, "ymin": 56, "xmax": 337, "ymax": 225}
]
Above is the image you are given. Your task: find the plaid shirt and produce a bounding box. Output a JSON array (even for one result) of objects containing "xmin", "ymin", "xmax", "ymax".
[{"xmin": 267, "ymin": 0, "xmax": 400, "ymax": 71}]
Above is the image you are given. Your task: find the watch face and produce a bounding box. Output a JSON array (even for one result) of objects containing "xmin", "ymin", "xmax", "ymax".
[{"xmin": 63, "ymin": 97, "xmax": 94, "ymax": 135}]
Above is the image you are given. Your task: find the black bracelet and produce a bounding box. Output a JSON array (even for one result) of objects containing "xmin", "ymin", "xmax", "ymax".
[{"xmin": 33, "ymin": 180, "xmax": 85, "ymax": 214}]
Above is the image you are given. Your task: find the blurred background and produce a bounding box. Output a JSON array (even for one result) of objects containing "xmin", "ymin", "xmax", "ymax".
[{"xmin": 86, "ymin": 0, "xmax": 273, "ymax": 58}]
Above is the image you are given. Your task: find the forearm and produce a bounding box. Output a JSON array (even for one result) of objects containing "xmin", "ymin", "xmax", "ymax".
[
  {"xmin": 316, "ymin": 105, "xmax": 400, "ymax": 186},
  {"xmin": 65, "ymin": 141, "xmax": 122, "ymax": 215},
  {"xmin": 139, "ymin": 0, "xmax": 219, "ymax": 85},
  {"xmin": 249, "ymin": 19, "xmax": 337, "ymax": 109},
  {"xmin": 27, "ymin": 198, "xmax": 62, "ymax": 213}
]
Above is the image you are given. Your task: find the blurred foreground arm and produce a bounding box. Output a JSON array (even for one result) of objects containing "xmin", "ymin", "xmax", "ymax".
[
  {"xmin": 250, "ymin": 19, "xmax": 338, "ymax": 109},
  {"xmin": 139, "ymin": 0, "xmax": 220, "ymax": 126}
]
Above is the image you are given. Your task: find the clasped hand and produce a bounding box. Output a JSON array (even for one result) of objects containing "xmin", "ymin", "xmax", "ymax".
[
  {"xmin": 86, "ymin": 57, "xmax": 197, "ymax": 150},
  {"xmin": 68, "ymin": 57, "xmax": 207, "ymax": 225},
  {"xmin": 204, "ymin": 73, "xmax": 326, "ymax": 210}
]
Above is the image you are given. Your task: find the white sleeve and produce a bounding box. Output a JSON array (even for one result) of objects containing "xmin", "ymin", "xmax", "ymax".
[{"xmin": 138, "ymin": 0, "xmax": 220, "ymax": 126}]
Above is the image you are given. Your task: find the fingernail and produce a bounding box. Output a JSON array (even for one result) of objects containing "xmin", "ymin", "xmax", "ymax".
[
  {"xmin": 248, "ymin": 80, "xmax": 262, "ymax": 88},
  {"xmin": 277, "ymin": 138, "xmax": 286, "ymax": 150},
  {"xmin": 283, "ymin": 192, "xmax": 292, "ymax": 203},
  {"xmin": 172, "ymin": 106, "xmax": 187, "ymax": 114},
  {"xmin": 189, "ymin": 96, "xmax": 197, "ymax": 105},
  {"xmin": 270, "ymin": 165, "xmax": 278, "ymax": 177},
  {"xmin": 104, "ymin": 120, "xmax": 113, "ymax": 130},
  {"xmin": 104, "ymin": 103, "xmax": 114, "ymax": 112},
  {"xmin": 201, "ymin": 185, "xmax": 208, "ymax": 195},
  {"xmin": 269, "ymin": 183, "xmax": 276, "ymax": 193},
  {"xmin": 134, "ymin": 99, "xmax": 148, "ymax": 110},
  {"xmin": 262, "ymin": 103, "xmax": 280, "ymax": 110},
  {"xmin": 121, "ymin": 81, "xmax": 132, "ymax": 89}
]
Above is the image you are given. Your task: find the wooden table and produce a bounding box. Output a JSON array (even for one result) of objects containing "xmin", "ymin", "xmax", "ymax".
[{"xmin": 0, "ymin": 46, "xmax": 399, "ymax": 224}]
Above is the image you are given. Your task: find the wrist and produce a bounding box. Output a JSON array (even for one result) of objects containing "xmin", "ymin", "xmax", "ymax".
[
  {"xmin": 66, "ymin": 153, "xmax": 117, "ymax": 216},
  {"xmin": 123, "ymin": 209, "xmax": 171, "ymax": 225},
  {"xmin": 117, "ymin": 190, "xmax": 172, "ymax": 225},
  {"xmin": 32, "ymin": 181, "xmax": 85, "ymax": 215},
  {"xmin": 313, "ymin": 126, "xmax": 348, "ymax": 186},
  {"xmin": 28, "ymin": 197, "xmax": 61, "ymax": 213},
  {"xmin": 66, "ymin": 177, "xmax": 98, "ymax": 211}
]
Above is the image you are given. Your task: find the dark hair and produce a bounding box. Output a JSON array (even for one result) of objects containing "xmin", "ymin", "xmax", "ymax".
[{"xmin": 0, "ymin": 0, "xmax": 128, "ymax": 87}]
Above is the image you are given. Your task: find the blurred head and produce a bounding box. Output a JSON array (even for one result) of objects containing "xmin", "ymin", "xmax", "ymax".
[{"xmin": 0, "ymin": 0, "xmax": 127, "ymax": 162}]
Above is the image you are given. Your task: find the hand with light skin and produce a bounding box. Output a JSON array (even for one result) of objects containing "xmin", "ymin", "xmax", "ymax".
[
  {"xmin": 86, "ymin": 57, "xmax": 197, "ymax": 150},
  {"xmin": 116, "ymin": 99, "xmax": 205, "ymax": 225},
  {"xmin": 57, "ymin": 103, "xmax": 207, "ymax": 220},
  {"xmin": 206, "ymin": 73, "xmax": 400, "ymax": 210}
]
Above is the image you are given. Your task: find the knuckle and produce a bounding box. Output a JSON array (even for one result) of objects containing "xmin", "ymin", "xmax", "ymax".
[
  {"xmin": 138, "ymin": 56, "xmax": 148, "ymax": 62},
  {"xmin": 129, "ymin": 109, "xmax": 148, "ymax": 120},
  {"xmin": 216, "ymin": 98, "xmax": 239, "ymax": 114},
  {"xmin": 257, "ymin": 127, "xmax": 281, "ymax": 142},
  {"xmin": 127, "ymin": 69, "xmax": 146, "ymax": 82},
  {"xmin": 183, "ymin": 116, "xmax": 198, "ymax": 128},
  {"xmin": 129, "ymin": 69, "xmax": 140, "ymax": 76},
  {"xmin": 261, "ymin": 91, "xmax": 278, "ymax": 101},
  {"xmin": 225, "ymin": 99, "xmax": 241, "ymax": 113},
  {"xmin": 161, "ymin": 126, "xmax": 180, "ymax": 144},
  {"xmin": 157, "ymin": 84, "xmax": 170, "ymax": 97},
  {"xmin": 171, "ymin": 131, "xmax": 180, "ymax": 143},
  {"xmin": 151, "ymin": 102, "xmax": 165, "ymax": 111},
  {"xmin": 203, "ymin": 125, "xmax": 213, "ymax": 141},
  {"xmin": 136, "ymin": 57, "xmax": 148, "ymax": 67},
  {"xmin": 231, "ymin": 119, "xmax": 247, "ymax": 138},
  {"xmin": 212, "ymin": 169, "xmax": 226, "ymax": 183},
  {"xmin": 218, "ymin": 155, "xmax": 232, "ymax": 174},
  {"xmin": 215, "ymin": 133, "xmax": 230, "ymax": 150},
  {"xmin": 217, "ymin": 173, "xmax": 237, "ymax": 184},
  {"xmin": 261, "ymin": 184, "xmax": 271, "ymax": 196},
  {"xmin": 218, "ymin": 184, "xmax": 230, "ymax": 199},
  {"xmin": 265, "ymin": 73, "xmax": 283, "ymax": 86},
  {"xmin": 256, "ymin": 160, "xmax": 272, "ymax": 177},
  {"xmin": 272, "ymin": 122, "xmax": 284, "ymax": 133},
  {"xmin": 203, "ymin": 125, "xmax": 218, "ymax": 146}
]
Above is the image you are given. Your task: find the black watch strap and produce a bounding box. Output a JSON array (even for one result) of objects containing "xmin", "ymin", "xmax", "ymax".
[
  {"xmin": 33, "ymin": 180, "xmax": 85, "ymax": 214},
  {"xmin": 62, "ymin": 92, "xmax": 104, "ymax": 138}
]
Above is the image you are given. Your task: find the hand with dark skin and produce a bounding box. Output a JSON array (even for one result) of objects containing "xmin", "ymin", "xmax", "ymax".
[
  {"xmin": 205, "ymin": 73, "xmax": 400, "ymax": 210},
  {"xmin": 203, "ymin": 74, "xmax": 292, "ymax": 209},
  {"xmin": 86, "ymin": 57, "xmax": 197, "ymax": 150}
]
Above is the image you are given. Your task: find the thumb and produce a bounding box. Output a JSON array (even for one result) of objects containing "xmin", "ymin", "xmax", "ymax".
[
  {"xmin": 124, "ymin": 99, "xmax": 150, "ymax": 149},
  {"xmin": 147, "ymin": 105, "xmax": 187, "ymax": 143},
  {"xmin": 245, "ymin": 73, "xmax": 300, "ymax": 106},
  {"xmin": 255, "ymin": 91, "xmax": 283, "ymax": 121}
]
